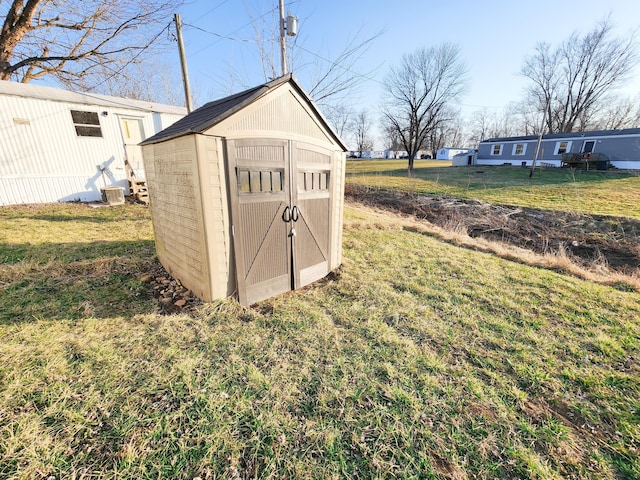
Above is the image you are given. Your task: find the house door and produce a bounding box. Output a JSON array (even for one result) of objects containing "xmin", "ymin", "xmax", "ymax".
[
  {"xmin": 119, "ymin": 117, "xmax": 146, "ymax": 176},
  {"xmin": 582, "ymin": 140, "xmax": 595, "ymax": 154},
  {"xmin": 227, "ymin": 139, "xmax": 332, "ymax": 305}
]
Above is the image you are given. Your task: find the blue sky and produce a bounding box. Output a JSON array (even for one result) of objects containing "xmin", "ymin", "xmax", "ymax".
[{"xmin": 175, "ymin": 0, "xmax": 640, "ymax": 122}]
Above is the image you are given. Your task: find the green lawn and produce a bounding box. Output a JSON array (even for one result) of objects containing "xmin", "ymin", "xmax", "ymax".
[
  {"xmin": 346, "ymin": 160, "xmax": 640, "ymax": 218},
  {"xmin": 1, "ymin": 203, "xmax": 639, "ymax": 479}
]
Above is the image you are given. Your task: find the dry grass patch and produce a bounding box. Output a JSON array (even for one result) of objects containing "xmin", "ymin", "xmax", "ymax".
[
  {"xmin": 0, "ymin": 204, "xmax": 156, "ymax": 322},
  {"xmin": 1, "ymin": 203, "xmax": 639, "ymax": 478}
]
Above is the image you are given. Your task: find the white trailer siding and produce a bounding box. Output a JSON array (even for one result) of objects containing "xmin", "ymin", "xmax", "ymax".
[
  {"xmin": 0, "ymin": 81, "xmax": 186, "ymax": 205},
  {"xmin": 436, "ymin": 147, "xmax": 472, "ymax": 160}
]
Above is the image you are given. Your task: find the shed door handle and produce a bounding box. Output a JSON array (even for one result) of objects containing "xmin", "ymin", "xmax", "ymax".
[
  {"xmin": 291, "ymin": 205, "xmax": 300, "ymax": 222},
  {"xmin": 282, "ymin": 205, "xmax": 292, "ymax": 222}
]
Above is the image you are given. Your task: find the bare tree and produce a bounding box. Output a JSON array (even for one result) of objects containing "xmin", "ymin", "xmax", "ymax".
[
  {"xmin": 247, "ymin": 5, "xmax": 279, "ymax": 81},
  {"xmin": 0, "ymin": 0, "xmax": 177, "ymax": 91},
  {"xmin": 381, "ymin": 123, "xmax": 403, "ymax": 151},
  {"xmin": 591, "ymin": 94, "xmax": 640, "ymax": 130},
  {"xmin": 324, "ymin": 103, "xmax": 353, "ymax": 141},
  {"xmin": 467, "ymin": 108, "xmax": 492, "ymax": 145},
  {"xmin": 381, "ymin": 43, "xmax": 467, "ymax": 172},
  {"xmin": 521, "ymin": 18, "xmax": 638, "ymax": 133},
  {"xmin": 87, "ymin": 60, "xmax": 191, "ymax": 106},
  {"xmin": 242, "ymin": 3, "xmax": 381, "ymax": 109},
  {"xmin": 467, "ymin": 103, "xmax": 534, "ymax": 146},
  {"xmin": 426, "ymin": 108, "xmax": 464, "ymax": 158},
  {"xmin": 513, "ymin": 100, "xmax": 547, "ymax": 136},
  {"xmin": 304, "ymin": 28, "xmax": 381, "ymax": 107},
  {"xmin": 352, "ymin": 109, "xmax": 373, "ymax": 157}
]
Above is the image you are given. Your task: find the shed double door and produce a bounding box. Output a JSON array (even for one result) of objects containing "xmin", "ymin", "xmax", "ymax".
[{"xmin": 227, "ymin": 138, "xmax": 333, "ymax": 306}]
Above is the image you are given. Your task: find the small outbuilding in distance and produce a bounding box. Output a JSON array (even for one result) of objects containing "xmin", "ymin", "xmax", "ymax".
[{"xmin": 141, "ymin": 74, "xmax": 347, "ymax": 306}]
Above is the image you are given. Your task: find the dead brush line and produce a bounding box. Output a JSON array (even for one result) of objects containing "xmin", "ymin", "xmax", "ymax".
[{"xmin": 344, "ymin": 198, "xmax": 640, "ymax": 292}]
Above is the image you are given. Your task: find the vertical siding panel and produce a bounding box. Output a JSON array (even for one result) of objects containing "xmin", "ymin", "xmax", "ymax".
[
  {"xmin": 142, "ymin": 137, "xmax": 210, "ymax": 300},
  {"xmin": 332, "ymin": 150, "xmax": 346, "ymax": 270}
]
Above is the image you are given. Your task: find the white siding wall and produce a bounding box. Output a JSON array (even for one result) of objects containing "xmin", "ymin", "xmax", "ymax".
[{"xmin": 0, "ymin": 91, "xmax": 185, "ymax": 205}]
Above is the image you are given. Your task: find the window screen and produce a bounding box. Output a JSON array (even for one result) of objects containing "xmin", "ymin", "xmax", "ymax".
[
  {"xmin": 555, "ymin": 141, "xmax": 571, "ymax": 155},
  {"xmin": 70, "ymin": 110, "xmax": 102, "ymax": 137},
  {"xmin": 513, "ymin": 144, "xmax": 526, "ymax": 155}
]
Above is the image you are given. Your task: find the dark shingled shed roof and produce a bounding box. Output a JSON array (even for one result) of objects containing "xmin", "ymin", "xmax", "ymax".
[{"xmin": 141, "ymin": 74, "xmax": 347, "ymax": 150}]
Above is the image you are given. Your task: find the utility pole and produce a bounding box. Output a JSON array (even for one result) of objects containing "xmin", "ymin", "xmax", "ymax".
[
  {"xmin": 279, "ymin": 0, "xmax": 287, "ymax": 75},
  {"xmin": 529, "ymin": 97, "xmax": 550, "ymax": 177},
  {"xmin": 174, "ymin": 13, "xmax": 193, "ymax": 113}
]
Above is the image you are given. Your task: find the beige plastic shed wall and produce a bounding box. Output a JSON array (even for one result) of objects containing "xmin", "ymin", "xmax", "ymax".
[
  {"xmin": 142, "ymin": 133, "xmax": 235, "ymax": 302},
  {"xmin": 143, "ymin": 80, "xmax": 345, "ymax": 304}
]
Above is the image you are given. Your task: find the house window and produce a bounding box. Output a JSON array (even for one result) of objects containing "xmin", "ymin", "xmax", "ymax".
[
  {"xmin": 554, "ymin": 141, "xmax": 572, "ymax": 155},
  {"xmin": 512, "ymin": 143, "xmax": 527, "ymax": 155},
  {"xmin": 70, "ymin": 110, "xmax": 102, "ymax": 137},
  {"xmin": 491, "ymin": 144, "xmax": 503, "ymax": 155}
]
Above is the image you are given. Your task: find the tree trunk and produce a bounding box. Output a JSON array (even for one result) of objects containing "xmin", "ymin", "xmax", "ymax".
[{"xmin": 0, "ymin": 0, "xmax": 41, "ymax": 80}]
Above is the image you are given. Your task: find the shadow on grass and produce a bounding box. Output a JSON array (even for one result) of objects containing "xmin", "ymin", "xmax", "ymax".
[
  {"xmin": 24, "ymin": 214, "xmax": 139, "ymax": 223},
  {"xmin": 0, "ymin": 240, "xmax": 156, "ymax": 265},
  {"xmin": 0, "ymin": 240, "xmax": 158, "ymax": 324},
  {"xmin": 0, "ymin": 203, "xmax": 150, "ymax": 223}
]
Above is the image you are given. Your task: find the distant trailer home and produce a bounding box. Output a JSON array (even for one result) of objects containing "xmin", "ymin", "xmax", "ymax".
[
  {"xmin": 452, "ymin": 150, "xmax": 477, "ymax": 166},
  {"xmin": 477, "ymin": 128, "xmax": 640, "ymax": 170},
  {"xmin": 0, "ymin": 81, "xmax": 187, "ymax": 205},
  {"xmin": 363, "ymin": 150, "xmax": 386, "ymax": 159},
  {"xmin": 436, "ymin": 147, "xmax": 473, "ymax": 160}
]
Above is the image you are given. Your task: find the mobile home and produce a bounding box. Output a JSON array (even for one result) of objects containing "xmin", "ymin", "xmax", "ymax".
[
  {"xmin": 0, "ymin": 81, "xmax": 186, "ymax": 205},
  {"xmin": 436, "ymin": 147, "xmax": 473, "ymax": 160},
  {"xmin": 477, "ymin": 128, "xmax": 640, "ymax": 169}
]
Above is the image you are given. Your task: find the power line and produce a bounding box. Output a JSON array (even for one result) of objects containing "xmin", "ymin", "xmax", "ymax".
[
  {"xmin": 296, "ymin": 44, "xmax": 384, "ymax": 86},
  {"xmin": 199, "ymin": 0, "xmax": 234, "ymax": 19},
  {"xmin": 185, "ymin": 1, "xmax": 300, "ymax": 57},
  {"xmin": 183, "ymin": 23, "xmax": 257, "ymax": 43},
  {"xmin": 178, "ymin": 2, "xmax": 506, "ymax": 112},
  {"xmin": 299, "ymin": 46, "xmax": 509, "ymax": 111}
]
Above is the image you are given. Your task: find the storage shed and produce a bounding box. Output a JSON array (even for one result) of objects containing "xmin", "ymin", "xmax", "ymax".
[{"xmin": 140, "ymin": 74, "xmax": 347, "ymax": 306}]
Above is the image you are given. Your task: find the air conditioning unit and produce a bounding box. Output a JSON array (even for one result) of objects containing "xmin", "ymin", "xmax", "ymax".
[{"xmin": 100, "ymin": 186, "xmax": 125, "ymax": 205}]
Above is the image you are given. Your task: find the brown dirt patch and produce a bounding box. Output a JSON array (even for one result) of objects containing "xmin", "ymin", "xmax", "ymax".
[{"xmin": 345, "ymin": 184, "xmax": 640, "ymax": 277}]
